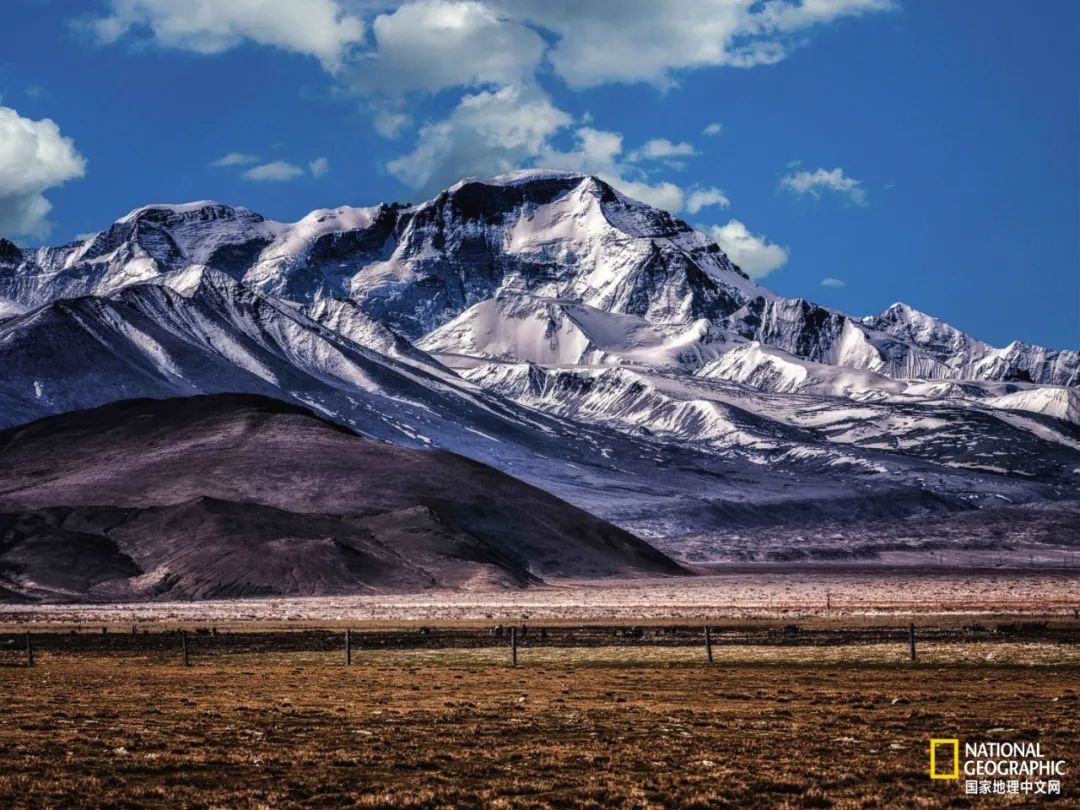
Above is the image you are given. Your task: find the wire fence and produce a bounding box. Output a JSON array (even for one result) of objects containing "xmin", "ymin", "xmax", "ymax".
[{"xmin": 3, "ymin": 621, "xmax": 1078, "ymax": 668}]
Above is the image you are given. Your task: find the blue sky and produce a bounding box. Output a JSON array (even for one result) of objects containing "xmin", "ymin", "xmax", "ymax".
[{"xmin": 2, "ymin": 0, "xmax": 1077, "ymax": 349}]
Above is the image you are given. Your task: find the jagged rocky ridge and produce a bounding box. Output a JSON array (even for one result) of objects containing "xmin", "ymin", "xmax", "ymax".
[
  {"xmin": 3, "ymin": 172, "xmax": 1075, "ymax": 388},
  {"xmin": 0, "ymin": 170, "xmax": 1077, "ymax": 562}
]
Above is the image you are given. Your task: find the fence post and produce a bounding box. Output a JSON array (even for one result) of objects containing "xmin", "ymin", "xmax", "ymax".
[
  {"xmin": 510, "ymin": 626, "xmax": 517, "ymax": 666},
  {"xmin": 181, "ymin": 630, "xmax": 190, "ymax": 667},
  {"xmin": 704, "ymin": 625, "xmax": 713, "ymax": 663},
  {"xmin": 908, "ymin": 623, "xmax": 916, "ymax": 662},
  {"xmin": 25, "ymin": 630, "xmax": 33, "ymax": 667},
  {"xmin": 345, "ymin": 629, "xmax": 352, "ymax": 666}
]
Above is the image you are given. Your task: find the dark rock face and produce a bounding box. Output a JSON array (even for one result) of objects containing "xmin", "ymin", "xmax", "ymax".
[
  {"xmin": 205, "ymin": 237, "xmax": 273, "ymax": 279},
  {"xmin": 0, "ymin": 394, "xmax": 684, "ymax": 601},
  {"xmin": 0, "ymin": 239, "xmax": 20, "ymax": 262},
  {"xmin": 724, "ymin": 297, "xmax": 849, "ymax": 363}
]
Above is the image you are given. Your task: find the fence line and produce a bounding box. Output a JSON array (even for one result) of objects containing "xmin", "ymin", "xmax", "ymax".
[{"xmin": 2, "ymin": 620, "xmax": 1077, "ymax": 669}]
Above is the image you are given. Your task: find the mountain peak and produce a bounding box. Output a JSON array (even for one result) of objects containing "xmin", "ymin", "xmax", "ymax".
[
  {"xmin": 881, "ymin": 301, "xmax": 923, "ymax": 319},
  {"xmin": 118, "ymin": 200, "xmax": 263, "ymax": 226},
  {"xmin": 0, "ymin": 237, "xmax": 21, "ymax": 261},
  {"xmin": 450, "ymin": 169, "xmax": 589, "ymax": 191},
  {"xmin": 3, "ymin": 174, "xmax": 1077, "ymax": 392}
]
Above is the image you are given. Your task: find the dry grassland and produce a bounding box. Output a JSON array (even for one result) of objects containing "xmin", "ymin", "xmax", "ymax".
[{"xmin": 1, "ymin": 641, "xmax": 1077, "ymax": 808}]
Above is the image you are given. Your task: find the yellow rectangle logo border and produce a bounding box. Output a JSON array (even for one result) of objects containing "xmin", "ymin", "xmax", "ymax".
[{"xmin": 930, "ymin": 738, "xmax": 959, "ymax": 779}]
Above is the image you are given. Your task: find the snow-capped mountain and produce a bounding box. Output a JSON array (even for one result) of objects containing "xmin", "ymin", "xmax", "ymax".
[
  {"xmin": 3, "ymin": 171, "xmax": 1074, "ymax": 388},
  {"xmin": 1, "ymin": 171, "xmax": 1077, "ymax": 561}
]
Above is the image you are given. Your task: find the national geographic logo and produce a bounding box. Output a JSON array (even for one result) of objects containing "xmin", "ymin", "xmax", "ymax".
[
  {"xmin": 930, "ymin": 739, "xmax": 959, "ymax": 780},
  {"xmin": 930, "ymin": 738, "xmax": 1067, "ymax": 797}
]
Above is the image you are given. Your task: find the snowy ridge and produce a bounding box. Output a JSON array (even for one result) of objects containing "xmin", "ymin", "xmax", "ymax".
[{"xmin": 2, "ymin": 171, "xmax": 1073, "ymax": 385}]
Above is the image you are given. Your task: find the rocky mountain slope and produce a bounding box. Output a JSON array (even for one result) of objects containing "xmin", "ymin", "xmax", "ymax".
[
  {"xmin": 0, "ymin": 395, "xmax": 682, "ymax": 601},
  {"xmin": 0, "ymin": 171, "xmax": 1077, "ymax": 563}
]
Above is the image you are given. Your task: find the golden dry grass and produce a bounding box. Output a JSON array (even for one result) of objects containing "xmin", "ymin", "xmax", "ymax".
[{"xmin": 0, "ymin": 643, "xmax": 1077, "ymax": 808}]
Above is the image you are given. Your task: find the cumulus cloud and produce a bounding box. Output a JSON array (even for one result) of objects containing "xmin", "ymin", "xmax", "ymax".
[
  {"xmin": 243, "ymin": 160, "xmax": 305, "ymax": 182},
  {"xmin": 309, "ymin": 157, "xmax": 329, "ymax": 177},
  {"xmin": 87, "ymin": 0, "xmax": 895, "ymax": 91},
  {"xmin": 0, "ymin": 106, "xmax": 86, "ymax": 239},
  {"xmin": 781, "ymin": 166, "xmax": 867, "ymax": 206},
  {"xmin": 84, "ymin": 2, "xmax": 895, "ymax": 200},
  {"xmin": 627, "ymin": 138, "xmax": 698, "ymax": 162},
  {"xmin": 702, "ymin": 122, "xmax": 724, "ymax": 136},
  {"xmin": 369, "ymin": 2, "xmax": 890, "ymax": 204},
  {"xmin": 386, "ymin": 85, "xmax": 572, "ymax": 194},
  {"xmin": 494, "ymin": 0, "xmax": 896, "ymax": 89},
  {"xmin": 209, "ymin": 152, "xmax": 258, "ymax": 167},
  {"xmin": 820, "ymin": 277, "xmax": 846, "ymax": 287},
  {"xmin": 686, "ymin": 186, "xmax": 731, "ymax": 214},
  {"xmin": 708, "ymin": 219, "xmax": 788, "ymax": 279},
  {"xmin": 389, "ymin": 95, "xmax": 726, "ymax": 216},
  {"xmin": 351, "ymin": 0, "xmax": 545, "ymax": 99},
  {"xmin": 87, "ymin": 0, "xmax": 365, "ymax": 71}
]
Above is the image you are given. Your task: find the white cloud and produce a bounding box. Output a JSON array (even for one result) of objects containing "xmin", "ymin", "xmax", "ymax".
[
  {"xmin": 0, "ymin": 106, "xmax": 86, "ymax": 239},
  {"xmin": 495, "ymin": 0, "xmax": 896, "ymax": 89},
  {"xmin": 755, "ymin": 0, "xmax": 895, "ymax": 32},
  {"xmin": 686, "ymin": 186, "xmax": 731, "ymax": 214},
  {"xmin": 372, "ymin": 107, "xmax": 412, "ymax": 139},
  {"xmin": 781, "ymin": 166, "xmax": 867, "ymax": 206},
  {"xmin": 87, "ymin": 0, "xmax": 365, "ymax": 71},
  {"xmin": 367, "ymin": 3, "xmax": 891, "ymax": 194},
  {"xmin": 708, "ymin": 219, "xmax": 788, "ymax": 279},
  {"xmin": 389, "ymin": 94, "xmax": 723, "ymax": 216},
  {"xmin": 387, "ymin": 85, "xmax": 572, "ymax": 194},
  {"xmin": 820, "ymin": 277, "xmax": 846, "ymax": 287},
  {"xmin": 351, "ymin": 0, "xmax": 546, "ymax": 98},
  {"xmin": 85, "ymin": 0, "xmax": 896, "ymax": 206},
  {"xmin": 627, "ymin": 138, "xmax": 697, "ymax": 162},
  {"xmin": 309, "ymin": 157, "xmax": 329, "ymax": 177},
  {"xmin": 702, "ymin": 122, "xmax": 724, "ymax": 136},
  {"xmin": 210, "ymin": 152, "xmax": 259, "ymax": 167},
  {"xmin": 85, "ymin": 1, "xmax": 895, "ymax": 105},
  {"xmin": 243, "ymin": 160, "xmax": 304, "ymax": 182},
  {"xmin": 614, "ymin": 178, "xmax": 686, "ymax": 213}
]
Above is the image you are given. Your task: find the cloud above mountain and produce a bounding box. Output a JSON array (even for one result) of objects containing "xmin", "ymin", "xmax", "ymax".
[
  {"xmin": 348, "ymin": 0, "xmax": 545, "ymax": 98},
  {"xmin": 781, "ymin": 166, "xmax": 868, "ymax": 206},
  {"xmin": 686, "ymin": 187, "xmax": 731, "ymax": 214},
  {"xmin": 84, "ymin": 0, "xmax": 895, "ymax": 212},
  {"xmin": 0, "ymin": 106, "xmax": 87, "ymax": 239},
  {"xmin": 386, "ymin": 85, "xmax": 572, "ymax": 192},
  {"xmin": 708, "ymin": 219, "xmax": 789, "ymax": 279},
  {"xmin": 86, "ymin": 0, "xmax": 365, "ymax": 72},
  {"xmin": 242, "ymin": 161, "xmax": 305, "ymax": 182},
  {"xmin": 499, "ymin": 0, "xmax": 896, "ymax": 89},
  {"xmin": 209, "ymin": 154, "xmax": 329, "ymax": 182},
  {"xmin": 88, "ymin": 1, "xmax": 895, "ymax": 90},
  {"xmin": 209, "ymin": 152, "xmax": 259, "ymax": 167}
]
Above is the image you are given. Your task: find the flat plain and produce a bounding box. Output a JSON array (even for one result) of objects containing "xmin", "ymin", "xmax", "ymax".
[
  {"xmin": 3, "ymin": 568, "xmax": 1077, "ymax": 626},
  {"xmin": 1, "ymin": 618, "xmax": 1079, "ymax": 809}
]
